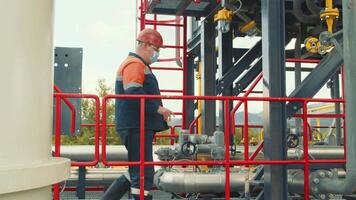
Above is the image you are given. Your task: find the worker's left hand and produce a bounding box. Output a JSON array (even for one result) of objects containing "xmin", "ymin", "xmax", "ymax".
[{"xmin": 157, "ymin": 106, "xmax": 174, "ymax": 121}]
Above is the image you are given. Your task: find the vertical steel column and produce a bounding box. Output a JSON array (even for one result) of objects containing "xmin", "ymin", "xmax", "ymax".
[
  {"xmin": 261, "ymin": 0, "xmax": 288, "ymax": 199},
  {"xmin": 331, "ymin": 71, "xmax": 342, "ymax": 145},
  {"xmin": 295, "ymin": 29, "xmax": 303, "ymax": 136},
  {"xmin": 201, "ymin": 18, "xmax": 216, "ymax": 136},
  {"xmin": 218, "ymin": 29, "xmax": 233, "ymax": 131},
  {"xmin": 185, "ymin": 53, "xmax": 196, "ymax": 129},
  {"xmin": 182, "ymin": 17, "xmax": 189, "ymax": 129},
  {"xmin": 76, "ymin": 166, "xmax": 86, "ymax": 199},
  {"xmin": 343, "ymin": 0, "xmax": 356, "ymax": 192}
]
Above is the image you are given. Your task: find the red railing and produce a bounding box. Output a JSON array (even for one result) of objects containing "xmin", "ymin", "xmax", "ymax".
[
  {"xmin": 139, "ymin": 0, "xmax": 188, "ymax": 129},
  {"xmin": 52, "ymin": 93, "xmax": 100, "ymax": 200},
  {"xmin": 54, "ymin": 85, "xmax": 76, "ymax": 134},
  {"xmin": 101, "ymin": 94, "xmax": 345, "ymax": 200}
]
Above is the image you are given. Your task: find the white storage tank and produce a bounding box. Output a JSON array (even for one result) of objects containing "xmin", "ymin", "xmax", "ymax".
[{"xmin": 0, "ymin": 0, "xmax": 70, "ymax": 199}]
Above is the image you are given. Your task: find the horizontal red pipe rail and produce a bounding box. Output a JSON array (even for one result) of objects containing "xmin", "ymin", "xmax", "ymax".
[
  {"xmin": 164, "ymin": 45, "xmax": 184, "ymax": 49},
  {"xmin": 145, "ymin": 21, "xmax": 184, "ymax": 27},
  {"xmin": 101, "ymin": 159, "xmax": 346, "ymax": 167},
  {"xmin": 154, "ymin": 134, "xmax": 178, "ymax": 138},
  {"xmin": 144, "ymin": 18, "xmax": 182, "ymax": 24},
  {"xmin": 102, "ymin": 94, "xmax": 344, "ymax": 106},
  {"xmin": 160, "ymin": 89, "xmax": 183, "ymax": 93},
  {"xmin": 241, "ymin": 90, "xmax": 263, "ymax": 94},
  {"xmin": 157, "ymin": 58, "xmax": 180, "ymax": 62},
  {"xmin": 54, "ymin": 85, "xmax": 76, "ymax": 134},
  {"xmin": 286, "ymin": 58, "xmax": 321, "ymax": 63},
  {"xmin": 150, "ymin": 67, "xmax": 183, "ymax": 71},
  {"xmin": 294, "ymin": 113, "xmax": 344, "ymax": 118},
  {"xmin": 81, "ymin": 123, "xmax": 115, "ymax": 127},
  {"xmin": 64, "ymin": 187, "xmax": 104, "ymax": 192}
]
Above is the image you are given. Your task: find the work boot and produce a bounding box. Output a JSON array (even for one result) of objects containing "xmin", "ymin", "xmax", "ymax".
[
  {"xmin": 132, "ymin": 194, "xmax": 152, "ymax": 200},
  {"xmin": 101, "ymin": 175, "xmax": 130, "ymax": 200}
]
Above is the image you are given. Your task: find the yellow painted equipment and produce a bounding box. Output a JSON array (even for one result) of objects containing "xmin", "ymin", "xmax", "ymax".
[
  {"xmin": 304, "ymin": 36, "xmax": 321, "ymax": 54},
  {"xmin": 214, "ymin": 7, "xmax": 233, "ymax": 23},
  {"xmin": 320, "ymin": 0, "xmax": 339, "ymax": 33}
]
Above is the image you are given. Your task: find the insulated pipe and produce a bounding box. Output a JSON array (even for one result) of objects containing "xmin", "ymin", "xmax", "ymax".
[
  {"xmin": 306, "ymin": 0, "xmax": 322, "ymax": 16},
  {"xmin": 317, "ymin": 1, "xmax": 356, "ymax": 195},
  {"xmin": 293, "ymin": 0, "xmax": 320, "ymax": 24},
  {"xmin": 0, "ymin": 0, "xmax": 70, "ymax": 199},
  {"xmin": 154, "ymin": 171, "xmax": 246, "ymax": 193},
  {"xmin": 58, "ymin": 145, "xmax": 345, "ymax": 161},
  {"xmin": 154, "ymin": 169, "xmax": 346, "ymax": 194}
]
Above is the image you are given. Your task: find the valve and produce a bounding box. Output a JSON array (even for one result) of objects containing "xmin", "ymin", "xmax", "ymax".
[
  {"xmin": 287, "ymin": 134, "xmax": 299, "ymax": 148},
  {"xmin": 304, "ymin": 36, "xmax": 321, "ymax": 54},
  {"xmin": 181, "ymin": 141, "xmax": 197, "ymax": 156}
]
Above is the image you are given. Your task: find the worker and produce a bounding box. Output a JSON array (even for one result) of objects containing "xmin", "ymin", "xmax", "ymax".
[{"xmin": 101, "ymin": 29, "xmax": 173, "ymax": 200}]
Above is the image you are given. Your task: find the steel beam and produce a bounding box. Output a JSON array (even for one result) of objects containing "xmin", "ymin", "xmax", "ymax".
[
  {"xmin": 261, "ymin": 0, "xmax": 288, "ymax": 199},
  {"xmin": 217, "ymin": 29, "xmax": 233, "ymax": 131},
  {"xmin": 216, "ymin": 40, "xmax": 262, "ymax": 95},
  {"xmin": 176, "ymin": 0, "xmax": 193, "ymax": 15},
  {"xmin": 331, "ymin": 71, "xmax": 342, "ymax": 146},
  {"xmin": 200, "ymin": 17, "xmax": 216, "ymax": 136},
  {"xmin": 232, "ymin": 57, "xmax": 262, "ymax": 96},
  {"xmin": 286, "ymin": 47, "xmax": 343, "ymax": 118},
  {"xmin": 185, "ymin": 54, "xmax": 196, "ymax": 129}
]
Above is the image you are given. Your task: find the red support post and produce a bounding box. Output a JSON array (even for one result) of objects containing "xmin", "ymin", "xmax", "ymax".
[
  {"xmin": 139, "ymin": 99, "xmax": 145, "ymax": 200},
  {"xmin": 224, "ymin": 100, "xmax": 231, "ymax": 200},
  {"xmin": 303, "ymin": 101, "xmax": 310, "ymax": 200},
  {"xmin": 243, "ymin": 101, "xmax": 249, "ymax": 161}
]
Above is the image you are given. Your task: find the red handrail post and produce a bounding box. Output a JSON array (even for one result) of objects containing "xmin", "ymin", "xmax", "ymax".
[
  {"xmin": 139, "ymin": 98, "xmax": 145, "ymax": 200},
  {"xmin": 53, "ymin": 96, "xmax": 61, "ymax": 200},
  {"xmin": 224, "ymin": 100, "xmax": 231, "ymax": 200},
  {"xmin": 101, "ymin": 96, "xmax": 108, "ymax": 166},
  {"xmin": 303, "ymin": 100, "xmax": 310, "ymax": 200},
  {"xmin": 244, "ymin": 101, "xmax": 249, "ymax": 161}
]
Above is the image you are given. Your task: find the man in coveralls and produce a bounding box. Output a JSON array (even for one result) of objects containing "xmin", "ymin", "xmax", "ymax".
[{"xmin": 101, "ymin": 29, "xmax": 173, "ymax": 200}]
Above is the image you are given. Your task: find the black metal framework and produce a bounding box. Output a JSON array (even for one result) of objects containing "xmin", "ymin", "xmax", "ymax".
[{"xmin": 200, "ymin": 17, "xmax": 216, "ymax": 136}]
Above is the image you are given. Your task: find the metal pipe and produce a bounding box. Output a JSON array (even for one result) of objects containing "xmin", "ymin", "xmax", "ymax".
[
  {"xmin": 58, "ymin": 145, "xmax": 346, "ymax": 162},
  {"xmin": 306, "ymin": 0, "xmax": 322, "ymax": 15},
  {"xmin": 154, "ymin": 171, "xmax": 246, "ymax": 193},
  {"xmin": 317, "ymin": 1, "xmax": 356, "ymax": 194},
  {"xmin": 293, "ymin": 0, "xmax": 320, "ymax": 24}
]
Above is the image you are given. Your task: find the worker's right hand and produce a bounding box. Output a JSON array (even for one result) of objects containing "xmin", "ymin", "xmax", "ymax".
[{"xmin": 157, "ymin": 106, "xmax": 173, "ymax": 121}]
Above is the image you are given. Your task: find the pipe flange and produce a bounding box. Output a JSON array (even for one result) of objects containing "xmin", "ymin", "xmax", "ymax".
[
  {"xmin": 320, "ymin": 8, "xmax": 340, "ymax": 20},
  {"xmin": 310, "ymin": 170, "xmax": 338, "ymax": 199}
]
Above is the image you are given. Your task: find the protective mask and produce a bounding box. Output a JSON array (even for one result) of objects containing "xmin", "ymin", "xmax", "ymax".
[{"xmin": 150, "ymin": 50, "xmax": 159, "ymax": 63}]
